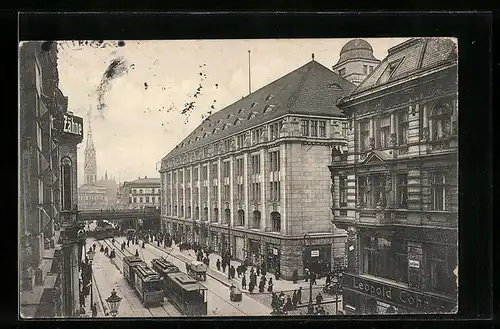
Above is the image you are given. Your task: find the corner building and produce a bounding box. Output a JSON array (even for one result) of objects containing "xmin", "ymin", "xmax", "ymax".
[
  {"xmin": 160, "ymin": 60, "xmax": 355, "ymax": 279},
  {"xmin": 329, "ymin": 38, "xmax": 458, "ymax": 314}
]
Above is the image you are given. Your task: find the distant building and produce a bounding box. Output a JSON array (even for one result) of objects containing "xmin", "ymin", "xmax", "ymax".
[
  {"xmin": 332, "ymin": 39, "xmax": 381, "ymax": 86},
  {"xmin": 125, "ymin": 177, "xmax": 161, "ymax": 209},
  {"xmin": 77, "ymin": 116, "xmax": 118, "ymax": 210},
  {"xmin": 159, "ymin": 59, "xmax": 356, "ymax": 280},
  {"xmin": 329, "ymin": 38, "xmax": 458, "ymax": 314}
]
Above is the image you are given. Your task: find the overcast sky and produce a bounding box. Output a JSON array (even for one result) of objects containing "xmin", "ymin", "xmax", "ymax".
[{"xmin": 56, "ymin": 38, "xmax": 410, "ymax": 186}]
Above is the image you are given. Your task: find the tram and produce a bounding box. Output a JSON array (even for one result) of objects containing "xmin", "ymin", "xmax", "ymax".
[
  {"xmin": 164, "ymin": 272, "xmax": 208, "ymax": 316},
  {"xmin": 94, "ymin": 226, "xmax": 115, "ymax": 240},
  {"xmin": 133, "ymin": 264, "xmax": 164, "ymax": 305},
  {"xmin": 151, "ymin": 257, "xmax": 181, "ymax": 277},
  {"xmin": 123, "ymin": 256, "xmax": 147, "ymax": 285}
]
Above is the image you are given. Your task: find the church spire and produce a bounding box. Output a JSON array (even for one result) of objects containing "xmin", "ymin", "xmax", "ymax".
[
  {"xmin": 86, "ymin": 109, "xmax": 95, "ymax": 150},
  {"xmin": 105, "ymin": 171, "xmax": 108, "ymax": 180}
]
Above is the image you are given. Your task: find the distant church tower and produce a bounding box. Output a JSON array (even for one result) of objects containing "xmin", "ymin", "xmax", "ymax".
[
  {"xmin": 84, "ymin": 111, "xmax": 97, "ymax": 185},
  {"xmin": 332, "ymin": 39, "xmax": 381, "ymax": 85}
]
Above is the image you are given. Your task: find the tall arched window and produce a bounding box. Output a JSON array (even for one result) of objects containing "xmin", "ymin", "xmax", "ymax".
[
  {"xmin": 61, "ymin": 157, "xmax": 72, "ymax": 211},
  {"xmin": 271, "ymin": 212, "xmax": 281, "ymax": 232},
  {"xmin": 225, "ymin": 209, "xmax": 231, "ymax": 225},
  {"xmin": 237, "ymin": 210, "xmax": 245, "ymax": 226},
  {"xmin": 213, "ymin": 208, "xmax": 219, "ymax": 223},
  {"xmin": 204, "ymin": 207, "xmax": 209, "ymax": 221},
  {"xmin": 253, "ymin": 210, "xmax": 261, "ymax": 229}
]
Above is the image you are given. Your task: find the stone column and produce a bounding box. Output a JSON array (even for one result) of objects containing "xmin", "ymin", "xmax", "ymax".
[
  {"xmin": 229, "ymin": 156, "xmax": 235, "ymax": 227},
  {"xmin": 243, "ymin": 153, "xmax": 249, "ymax": 229},
  {"xmin": 346, "ymin": 226, "xmax": 359, "ymax": 274},
  {"xmin": 369, "ymin": 117, "xmax": 375, "ymax": 149},
  {"xmin": 207, "ymin": 163, "xmax": 211, "ymax": 223},
  {"xmin": 407, "ymin": 167, "xmax": 422, "ymax": 225},
  {"xmin": 217, "ymin": 158, "xmax": 222, "ymax": 224},
  {"xmin": 189, "ymin": 166, "xmax": 194, "ymax": 219},
  {"xmin": 346, "ymin": 175, "xmax": 356, "ymax": 218},
  {"xmin": 407, "ymin": 242, "xmax": 424, "ymax": 291},
  {"xmin": 260, "ymin": 148, "xmax": 268, "ymax": 230},
  {"xmin": 390, "ymin": 112, "xmax": 397, "ymax": 147},
  {"xmin": 280, "ymin": 143, "xmax": 287, "ymax": 235},
  {"xmin": 422, "ymin": 104, "xmax": 430, "ymax": 141},
  {"xmin": 347, "ymin": 119, "xmax": 356, "ymax": 164},
  {"xmin": 197, "ymin": 164, "xmax": 202, "ymax": 220}
]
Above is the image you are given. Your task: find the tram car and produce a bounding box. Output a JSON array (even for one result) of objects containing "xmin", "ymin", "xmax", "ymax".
[
  {"xmin": 123, "ymin": 256, "xmax": 147, "ymax": 285},
  {"xmin": 132, "ymin": 264, "xmax": 164, "ymax": 305},
  {"xmin": 151, "ymin": 257, "xmax": 181, "ymax": 278},
  {"xmin": 164, "ymin": 272, "xmax": 208, "ymax": 316},
  {"xmin": 94, "ymin": 226, "xmax": 115, "ymax": 240}
]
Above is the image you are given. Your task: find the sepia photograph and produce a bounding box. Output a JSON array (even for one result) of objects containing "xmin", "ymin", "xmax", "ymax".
[{"xmin": 19, "ymin": 37, "xmax": 458, "ymax": 318}]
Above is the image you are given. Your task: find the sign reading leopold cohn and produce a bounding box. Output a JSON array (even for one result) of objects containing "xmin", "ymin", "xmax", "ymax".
[{"xmin": 343, "ymin": 273, "xmax": 456, "ymax": 313}]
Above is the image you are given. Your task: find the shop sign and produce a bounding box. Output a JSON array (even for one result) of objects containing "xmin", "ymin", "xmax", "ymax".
[
  {"xmin": 343, "ymin": 273, "xmax": 456, "ymax": 312},
  {"xmin": 311, "ymin": 250, "xmax": 320, "ymax": 257},
  {"xmin": 62, "ymin": 114, "xmax": 83, "ymax": 137},
  {"xmin": 409, "ymin": 260, "xmax": 420, "ymax": 268},
  {"xmin": 272, "ymin": 248, "xmax": 278, "ymax": 255}
]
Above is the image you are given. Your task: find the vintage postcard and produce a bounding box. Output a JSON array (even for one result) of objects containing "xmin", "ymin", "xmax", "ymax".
[{"xmin": 19, "ymin": 37, "xmax": 458, "ymax": 318}]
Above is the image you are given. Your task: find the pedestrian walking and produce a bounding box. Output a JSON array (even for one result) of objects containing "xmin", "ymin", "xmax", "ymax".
[
  {"xmin": 222, "ymin": 261, "xmax": 227, "ymax": 273},
  {"xmin": 256, "ymin": 266, "xmax": 260, "ymax": 277},
  {"xmin": 304, "ymin": 268, "xmax": 309, "ymax": 282},
  {"xmin": 311, "ymin": 272, "xmax": 317, "ymax": 285},
  {"xmin": 230, "ymin": 265, "xmax": 236, "ymax": 279},
  {"xmin": 275, "ymin": 267, "xmax": 280, "ymax": 280},
  {"xmin": 292, "ymin": 269, "xmax": 298, "ymax": 284},
  {"xmin": 248, "ymin": 280, "xmax": 255, "ymax": 293},
  {"xmin": 242, "ymin": 275, "xmax": 247, "ymax": 290},
  {"xmin": 292, "ymin": 290, "xmax": 298, "ymax": 307},
  {"xmin": 135, "ymin": 249, "xmax": 139, "ymax": 257},
  {"xmin": 91, "ymin": 302, "xmax": 97, "ymax": 317},
  {"xmin": 297, "ymin": 287, "xmax": 303, "ymax": 304},
  {"xmin": 236, "ymin": 266, "xmax": 241, "ymax": 278},
  {"xmin": 216, "ymin": 259, "xmax": 221, "ymax": 271},
  {"xmin": 316, "ymin": 292, "xmax": 323, "ymax": 305},
  {"xmin": 267, "ymin": 278, "xmax": 274, "ymax": 293},
  {"xmin": 142, "ymin": 241, "xmax": 145, "ymax": 248}
]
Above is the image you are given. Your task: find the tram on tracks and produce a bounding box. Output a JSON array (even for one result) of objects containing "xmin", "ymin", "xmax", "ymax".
[
  {"xmin": 123, "ymin": 256, "xmax": 164, "ymax": 305},
  {"xmin": 133, "ymin": 264, "xmax": 164, "ymax": 305},
  {"xmin": 151, "ymin": 257, "xmax": 180, "ymax": 276},
  {"xmin": 164, "ymin": 272, "xmax": 208, "ymax": 316}
]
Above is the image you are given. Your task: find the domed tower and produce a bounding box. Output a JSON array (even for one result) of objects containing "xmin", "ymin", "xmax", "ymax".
[{"xmin": 333, "ymin": 39, "xmax": 381, "ymax": 85}]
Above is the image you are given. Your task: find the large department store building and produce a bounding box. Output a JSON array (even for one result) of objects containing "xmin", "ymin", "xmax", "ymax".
[
  {"xmin": 159, "ymin": 58, "xmax": 358, "ymax": 279},
  {"xmin": 329, "ymin": 38, "xmax": 459, "ymax": 314}
]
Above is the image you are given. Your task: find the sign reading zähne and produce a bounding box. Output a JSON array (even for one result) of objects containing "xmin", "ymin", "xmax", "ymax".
[
  {"xmin": 63, "ymin": 114, "xmax": 83, "ymax": 137},
  {"xmin": 343, "ymin": 273, "xmax": 455, "ymax": 312}
]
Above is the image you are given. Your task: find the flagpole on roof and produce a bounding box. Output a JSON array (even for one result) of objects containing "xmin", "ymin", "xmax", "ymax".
[{"xmin": 248, "ymin": 50, "xmax": 252, "ymax": 95}]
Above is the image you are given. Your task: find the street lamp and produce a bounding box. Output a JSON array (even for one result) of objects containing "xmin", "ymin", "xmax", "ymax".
[
  {"xmin": 86, "ymin": 249, "xmax": 96, "ymax": 316},
  {"xmin": 105, "ymin": 289, "xmax": 122, "ymax": 317},
  {"xmin": 303, "ymin": 234, "xmax": 314, "ymax": 314}
]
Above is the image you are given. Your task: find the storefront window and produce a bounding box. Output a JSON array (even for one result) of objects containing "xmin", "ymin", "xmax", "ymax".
[
  {"xmin": 426, "ymin": 245, "xmax": 457, "ymax": 296},
  {"xmin": 361, "ymin": 235, "xmax": 408, "ymax": 284}
]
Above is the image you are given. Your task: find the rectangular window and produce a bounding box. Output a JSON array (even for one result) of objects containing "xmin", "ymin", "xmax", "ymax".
[
  {"xmin": 193, "ymin": 167, "xmax": 199, "ymax": 181},
  {"xmin": 269, "ymin": 151, "xmax": 280, "ymax": 172},
  {"xmin": 237, "ymin": 134, "xmax": 245, "ymax": 148},
  {"xmin": 311, "ymin": 120, "xmax": 318, "ymax": 137},
  {"xmin": 146, "ymin": 196, "xmax": 150, "ymax": 203},
  {"xmin": 363, "ymin": 65, "xmax": 368, "ymax": 74},
  {"xmin": 237, "ymin": 184, "xmax": 244, "ymax": 200},
  {"xmin": 369, "ymin": 66, "xmax": 374, "ymax": 73},
  {"xmin": 362, "ymin": 236, "xmax": 408, "ymax": 283},
  {"xmin": 339, "ymin": 176, "xmax": 347, "ymax": 207},
  {"xmin": 251, "ymin": 182, "xmax": 261, "ymax": 202},
  {"xmin": 129, "ymin": 197, "xmax": 132, "ymax": 204},
  {"xmin": 359, "ymin": 120, "xmax": 370, "ymax": 151},
  {"xmin": 179, "ymin": 172, "xmax": 183, "ymax": 183},
  {"xmin": 301, "ymin": 120, "xmax": 310, "ymax": 136},
  {"xmin": 398, "ymin": 112, "xmax": 408, "ymax": 146},
  {"xmin": 212, "ymin": 163, "xmax": 218, "ymax": 179},
  {"xmin": 212, "ymin": 185, "xmax": 218, "ymax": 200},
  {"xmin": 224, "ymin": 139, "xmax": 231, "ymax": 151},
  {"xmin": 426, "ymin": 245, "xmax": 457, "ymax": 296},
  {"xmin": 431, "ymin": 173, "xmax": 448, "ymax": 211},
  {"xmin": 270, "ymin": 121, "xmax": 281, "ymax": 141},
  {"xmin": 223, "ymin": 161, "xmax": 230, "ymax": 178},
  {"xmin": 223, "ymin": 185, "xmax": 230, "ymax": 201},
  {"xmin": 202, "ymin": 166, "xmax": 208, "ymax": 180},
  {"xmin": 139, "ymin": 197, "xmax": 143, "ymax": 203},
  {"xmin": 396, "ymin": 174, "xmax": 408, "ymax": 209},
  {"xmin": 269, "ymin": 181, "xmax": 280, "ymax": 201},
  {"xmin": 432, "ymin": 112, "xmax": 452, "ymax": 141},
  {"xmin": 319, "ymin": 121, "xmax": 327, "ymax": 137},
  {"xmin": 342, "ymin": 122, "xmax": 348, "ymax": 138},
  {"xmin": 339, "ymin": 68, "xmax": 346, "ymax": 76},
  {"xmin": 378, "ymin": 116, "xmax": 391, "ymax": 148},
  {"xmin": 236, "ymin": 158, "xmax": 244, "ymax": 177},
  {"xmin": 252, "ymin": 128, "xmax": 262, "ymax": 144},
  {"xmin": 358, "ymin": 176, "xmax": 369, "ymax": 208},
  {"xmin": 251, "ymin": 155, "xmax": 261, "ymax": 175}
]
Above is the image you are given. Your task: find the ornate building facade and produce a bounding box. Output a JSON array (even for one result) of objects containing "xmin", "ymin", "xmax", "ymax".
[
  {"xmin": 160, "ymin": 60, "xmax": 356, "ymax": 280},
  {"xmin": 20, "ymin": 41, "xmax": 84, "ymax": 318},
  {"xmin": 125, "ymin": 177, "xmax": 161, "ymax": 209},
  {"xmin": 329, "ymin": 38, "xmax": 458, "ymax": 314}
]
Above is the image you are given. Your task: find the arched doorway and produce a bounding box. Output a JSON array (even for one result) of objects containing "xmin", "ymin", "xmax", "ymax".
[
  {"xmin": 252, "ymin": 210, "xmax": 261, "ymax": 229},
  {"xmin": 237, "ymin": 210, "xmax": 245, "ymax": 226},
  {"xmin": 271, "ymin": 212, "xmax": 281, "ymax": 232}
]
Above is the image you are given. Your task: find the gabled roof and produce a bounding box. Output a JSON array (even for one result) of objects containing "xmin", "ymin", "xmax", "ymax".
[
  {"xmin": 353, "ymin": 38, "xmax": 457, "ymax": 95},
  {"xmin": 362, "ymin": 150, "xmax": 391, "ymax": 165},
  {"xmin": 164, "ymin": 60, "xmax": 355, "ymax": 159}
]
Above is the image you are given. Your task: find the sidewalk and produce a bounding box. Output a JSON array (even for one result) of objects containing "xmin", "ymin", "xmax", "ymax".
[{"xmin": 150, "ymin": 241, "xmax": 327, "ymax": 294}]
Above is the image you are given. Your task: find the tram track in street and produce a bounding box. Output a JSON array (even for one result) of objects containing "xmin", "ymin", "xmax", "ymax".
[{"xmin": 98, "ymin": 238, "xmax": 179, "ymax": 317}]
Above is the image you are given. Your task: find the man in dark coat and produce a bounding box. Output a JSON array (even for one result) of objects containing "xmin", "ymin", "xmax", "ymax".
[
  {"xmin": 297, "ymin": 287, "xmax": 303, "ymax": 304},
  {"xmin": 216, "ymin": 258, "xmax": 221, "ymax": 271}
]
